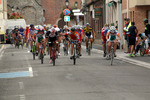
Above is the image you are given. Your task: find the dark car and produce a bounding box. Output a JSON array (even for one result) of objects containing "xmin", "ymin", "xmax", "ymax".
[{"xmin": 5, "ymin": 29, "xmax": 13, "ymax": 43}]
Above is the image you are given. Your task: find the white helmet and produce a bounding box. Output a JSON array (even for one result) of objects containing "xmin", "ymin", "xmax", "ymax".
[
  {"xmin": 50, "ymin": 27, "xmax": 55, "ymax": 32},
  {"xmin": 76, "ymin": 25, "xmax": 80, "ymax": 30},
  {"xmin": 63, "ymin": 25, "xmax": 68, "ymax": 29},
  {"xmin": 110, "ymin": 26, "xmax": 116, "ymax": 33},
  {"xmin": 38, "ymin": 26, "xmax": 44, "ymax": 31}
]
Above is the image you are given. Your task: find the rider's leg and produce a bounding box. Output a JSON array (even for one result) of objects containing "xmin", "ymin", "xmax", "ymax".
[
  {"xmin": 85, "ymin": 37, "xmax": 88, "ymax": 51},
  {"xmin": 49, "ymin": 46, "xmax": 52, "ymax": 64},
  {"xmin": 36, "ymin": 42, "xmax": 39, "ymax": 53},
  {"xmin": 107, "ymin": 41, "xmax": 111, "ymax": 54},
  {"xmin": 70, "ymin": 43, "xmax": 74, "ymax": 58}
]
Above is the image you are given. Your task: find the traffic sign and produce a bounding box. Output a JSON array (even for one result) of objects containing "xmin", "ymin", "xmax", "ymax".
[
  {"xmin": 72, "ymin": 9, "xmax": 80, "ymax": 13},
  {"xmin": 64, "ymin": 16, "xmax": 70, "ymax": 22},
  {"xmin": 63, "ymin": 9, "xmax": 71, "ymax": 16}
]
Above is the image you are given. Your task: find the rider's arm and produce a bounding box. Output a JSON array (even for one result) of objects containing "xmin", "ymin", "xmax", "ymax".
[
  {"xmin": 92, "ymin": 30, "xmax": 95, "ymax": 40},
  {"xmin": 117, "ymin": 33, "xmax": 121, "ymax": 40},
  {"xmin": 106, "ymin": 32, "xmax": 109, "ymax": 40}
]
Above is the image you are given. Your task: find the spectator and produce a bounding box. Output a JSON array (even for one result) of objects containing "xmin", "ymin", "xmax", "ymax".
[
  {"xmin": 128, "ymin": 22, "xmax": 138, "ymax": 57},
  {"xmin": 123, "ymin": 18, "xmax": 131, "ymax": 53}
]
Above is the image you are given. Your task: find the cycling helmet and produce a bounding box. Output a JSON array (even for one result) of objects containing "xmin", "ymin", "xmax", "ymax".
[
  {"xmin": 53, "ymin": 25, "xmax": 57, "ymax": 28},
  {"xmin": 143, "ymin": 18, "xmax": 148, "ymax": 23},
  {"xmin": 38, "ymin": 26, "xmax": 44, "ymax": 31},
  {"xmin": 30, "ymin": 24, "xmax": 34, "ymax": 28},
  {"xmin": 86, "ymin": 23, "xmax": 90, "ymax": 26},
  {"xmin": 110, "ymin": 26, "xmax": 116, "ymax": 33},
  {"xmin": 63, "ymin": 25, "xmax": 68, "ymax": 29},
  {"xmin": 76, "ymin": 25, "xmax": 80, "ymax": 30},
  {"xmin": 71, "ymin": 27, "xmax": 75, "ymax": 32},
  {"xmin": 50, "ymin": 27, "xmax": 55, "ymax": 33}
]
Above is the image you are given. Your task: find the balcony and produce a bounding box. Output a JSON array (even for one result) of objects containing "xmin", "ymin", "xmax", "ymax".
[{"xmin": 135, "ymin": 0, "xmax": 150, "ymax": 6}]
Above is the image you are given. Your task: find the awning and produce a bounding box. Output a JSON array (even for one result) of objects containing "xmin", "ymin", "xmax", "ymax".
[{"xmin": 108, "ymin": 1, "xmax": 117, "ymax": 7}]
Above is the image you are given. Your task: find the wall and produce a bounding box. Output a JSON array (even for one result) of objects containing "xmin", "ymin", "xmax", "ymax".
[
  {"xmin": 42, "ymin": 0, "xmax": 82, "ymax": 25},
  {"xmin": 7, "ymin": 0, "xmax": 43, "ymax": 25}
]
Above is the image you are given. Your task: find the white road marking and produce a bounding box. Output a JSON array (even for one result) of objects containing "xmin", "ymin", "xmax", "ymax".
[
  {"xmin": 19, "ymin": 82, "xmax": 24, "ymax": 89},
  {"xmin": 29, "ymin": 67, "xmax": 33, "ymax": 77},
  {"xmin": 0, "ymin": 50, "xmax": 4, "ymax": 60},
  {"xmin": 25, "ymin": 54, "xmax": 34, "ymax": 77},
  {"xmin": 19, "ymin": 95, "xmax": 25, "ymax": 100}
]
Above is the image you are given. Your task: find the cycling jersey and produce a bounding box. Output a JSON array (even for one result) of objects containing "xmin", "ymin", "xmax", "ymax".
[
  {"xmin": 63, "ymin": 29, "xmax": 69, "ymax": 40},
  {"xmin": 65, "ymin": 31, "xmax": 79, "ymax": 41},
  {"xmin": 29, "ymin": 29, "xmax": 37, "ymax": 40},
  {"xmin": 76, "ymin": 29, "xmax": 83, "ymax": 41},
  {"xmin": 19, "ymin": 29, "xmax": 25, "ymax": 37},
  {"xmin": 107, "ymin": 30, "xmax": 120, "ymax": 41}
]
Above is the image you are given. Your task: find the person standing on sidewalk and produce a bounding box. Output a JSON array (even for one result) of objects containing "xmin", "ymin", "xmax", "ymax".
[
  {"xmin": 128, "ymin": 22, "xmax": 138, "ymax": 57},
  {"xmin": 123, "ymin": 18, "xmax": 131, "ymax": 53}
]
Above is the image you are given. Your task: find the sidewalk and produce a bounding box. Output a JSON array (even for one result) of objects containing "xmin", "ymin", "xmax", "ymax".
[{"xmin": 82, "ymin": 42, "xmax": 150, "ymax": 68}]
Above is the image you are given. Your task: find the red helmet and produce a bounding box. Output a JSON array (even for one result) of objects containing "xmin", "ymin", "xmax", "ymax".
[{"xmin": 53, "ymin": 25, "xmax": 57, "ymax": 28}]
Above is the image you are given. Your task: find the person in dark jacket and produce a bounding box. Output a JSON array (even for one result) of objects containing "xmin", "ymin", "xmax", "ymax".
[{"xmin": 128, "ymin": 22, "xmax": 138, "ymax": 57}]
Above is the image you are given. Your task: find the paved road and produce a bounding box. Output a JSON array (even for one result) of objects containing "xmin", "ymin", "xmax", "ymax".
[{"xmin": 0, "ymin": 44, "xmax": 150, "ymax": 100}]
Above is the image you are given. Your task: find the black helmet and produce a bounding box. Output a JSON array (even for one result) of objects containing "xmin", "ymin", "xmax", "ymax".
[
  {"xmin": 143, "ymin": 18, "xmax": 148, "ymax": 23},
  {"xmin": 30, "ymin": 24, "xmax": 34, "ymax": 28},
  {"xmin": 71, "ymin": 27, "xmax": 75, "ymax": 32}
]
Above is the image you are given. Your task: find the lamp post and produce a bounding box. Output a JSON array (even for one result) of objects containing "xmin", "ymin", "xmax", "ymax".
[
  {"xmin": 65, "ymin": 0, "xmax": 69, "ymax": 8},
  {"xmin": 74, "ymin": 1, "xmax": 79, "ymax": 25},
  {"xmin": 65, "ymin": 0, "xmax": 69, "ymax": 26}
]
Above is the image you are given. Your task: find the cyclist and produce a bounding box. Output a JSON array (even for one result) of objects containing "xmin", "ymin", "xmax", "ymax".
[
  {"xmin": 60, "ymin": 27, "xmax": 79, "ymax": 59},
  {"xmin": 13, "ymin": 27, "xmax": 19, "ymax": 44},
  {"xmin": 29, "ymin": 24, "xmax": 37, "ymax": 52},
  {"xmin": 143, "ymin": 18, "xmax": 150, "ymax": 49},
  {"xmin": 106, "ymin": 26, "xmax": 121, "ymax": 58},
  {"xmin": 54, "ymin": 25, "xmax": 61, "ymax": 56},
  {"xmin": 36, "ymin": 26, "xmax": 46, "ymax": 56},
  {"xmin": 24, "ymin": 25, "xmax": 30, "ymax": 43},
  {"xmin": 75, "ymin": 25, "xmax": 83, "ymax": 56},
  {"xmin": 47, "ymin": 27, "xmax": 58, "ymax": 64},
  {"xmin": 18, "ymin": 26, "xmax": 25, "ymax": 44},
  {"xmin": 84, "ymin": 23, "xmax": 95, "ymax": 52},
  {"xmin": 61, "ymin": 25, "xmax": 70, "ymax": 54},
  {"xmin": 101, "ymin": 24, "xmax": 109, "ymax": 57}
]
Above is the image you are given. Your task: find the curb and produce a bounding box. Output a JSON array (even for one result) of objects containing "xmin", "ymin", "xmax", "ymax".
[
  {"xmin": 0, "ymin": 45, "xmax": 4, "ymax": 54},
  {"xmin": 82, "ymin": 45, "xmax": 150, "ymax": 69}
]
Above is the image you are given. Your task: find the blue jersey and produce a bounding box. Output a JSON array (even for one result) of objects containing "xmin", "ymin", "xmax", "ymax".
[{"xmin": 19, "ymin": 29, "xmax": 25, "ymax": 36}]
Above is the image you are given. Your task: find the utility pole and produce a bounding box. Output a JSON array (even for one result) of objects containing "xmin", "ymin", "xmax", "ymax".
[{"xmin": 118, "ymin": 0, "xmax": 123, "ymax": 49}]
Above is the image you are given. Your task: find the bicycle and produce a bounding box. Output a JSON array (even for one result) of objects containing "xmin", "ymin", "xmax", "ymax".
[
  {"xmin": 87, "ymin": 35, "xmax": 91, "ymax": 55},
  {"xmin": 140, "ymin": 39, "xmax": 146, "ymax": 56},
  {"xmin": 39, "ymin": 41, "xmax": 45, "ymax": 64},
  {"xmin": 32, "ymin": 40, "xmax": 36, "ymax": 60},
  {"xmin": 48, "ymin": 41, "xmax": 58, "ymax": 66},
  {"xmin": 63, "ymin": 39, "xmax": 69, "ymax": 56},
  {"xmin": 71, "ymin": 40, "xmax": 79, "ymax": 65},
  {"xmin": 20, "ymin": 36, "xmax": 24, "ymax": 49},
  {"xmin": 15, "ymin": 36, "xmax": 19, "ymax": 49}
]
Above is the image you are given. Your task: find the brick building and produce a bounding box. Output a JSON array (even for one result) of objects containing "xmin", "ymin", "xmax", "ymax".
[
  {"xmin": 7, "ymin": 0, "xmax": 81, "ymax": 26},
  {"xmin": 122, "ymin": 0, "xmax": 150, "ymax": 33},
  {"xmin": 42, "ymin": 0, "xmax": 82, "ymax": 26}
]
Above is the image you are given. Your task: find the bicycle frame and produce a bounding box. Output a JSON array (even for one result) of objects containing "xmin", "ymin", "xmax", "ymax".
[{"xmin": 72, "ymin": 40, "xmax": 79, "ymax": 65}]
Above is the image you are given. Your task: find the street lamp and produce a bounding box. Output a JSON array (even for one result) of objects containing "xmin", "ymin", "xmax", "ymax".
[
  {"xmin": 11, "ymin": 6, "xmax": 15, "ymax": 13},
  {"xmin": 75, "ymin": 1, "xmax": 78, "ymax": 8},
  {"xmin": 65, "ymin": 0, "xmax": 69, "ymax": 8},
  {"xmin": 16, "ymin": 7, "xmax": 20, "ymax": 13}
]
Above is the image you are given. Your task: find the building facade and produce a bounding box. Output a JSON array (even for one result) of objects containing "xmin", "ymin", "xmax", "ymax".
[
  {"xmin": 122, "ymin": 0, "xmax": 150, "ymax": 33},
  {"xmin": 82, "ymin": 0, "xmax": 105, "ymax": 40},
  {"xmin": 7, "ymin": 0, "xmax": 44, "ymax": 25},
  {"xmin": 42, "ymin": 0, "xmax": 82, "ymax": 27}
]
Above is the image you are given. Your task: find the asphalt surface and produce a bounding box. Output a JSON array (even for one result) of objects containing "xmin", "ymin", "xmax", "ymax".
[{"xmin": 0, "ymin": 44, "xmax": 150, "ymax": 100}]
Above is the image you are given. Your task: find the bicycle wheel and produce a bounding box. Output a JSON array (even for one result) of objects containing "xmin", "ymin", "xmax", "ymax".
[
  {"xmin": 73, "ymin": 46, "xmax": 76, "ymax": 65},
  {"xmin": 88, "ymin": 42, "xmax": 91, "ymax": 55},
  {"xmin": 52, "ymin": 49, "xmax": 55, "ymax": 66},
  {"xmin": 140, "ymin": 45, "xmax": 146, "ymax": 56},
  {"xmin": 111, "ymin": 48, "xmax": 114, "ymax": 66},
  {"xmin": 33, "ymin": 46, "xmax": 35, "ymax": 60},
  {"xmin": 40, "ymin": 51, "xmax": 43, "ymax": 64}
]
